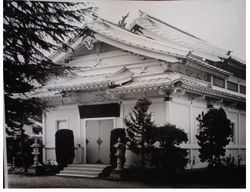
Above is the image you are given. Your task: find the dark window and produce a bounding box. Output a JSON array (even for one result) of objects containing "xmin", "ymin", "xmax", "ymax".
[
  {"xmin": 227, "ymin": 81, "xmax": 238, "ymax": 92},
  {"xmin": 240, "ymin": 85, "xmax": 246, "ymax": 94},
  {"xmin": 213, "ymin": 76, "xmax": 225, "ymax": 88}
]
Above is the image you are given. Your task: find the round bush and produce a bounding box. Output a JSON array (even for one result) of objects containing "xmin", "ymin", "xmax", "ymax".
[{"xmin": 55, "ymin": 129, "xmax": 74, "ymax": 169}]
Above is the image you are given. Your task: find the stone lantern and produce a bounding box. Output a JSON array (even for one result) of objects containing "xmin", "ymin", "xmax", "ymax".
[
  {"xmin": 114, "ymin": 137, "xmax": 125, "ymax": 171},
  {"xmin": 31, "ymin": 137, "xmax": 40, "ymax": 166},
  {"xmin": 109, "ymin": 137, "xmax": 126, "ymax": 180},
  {"xmin": 27, "ymin": 137, "xmax": 41, "ymax": 174}
]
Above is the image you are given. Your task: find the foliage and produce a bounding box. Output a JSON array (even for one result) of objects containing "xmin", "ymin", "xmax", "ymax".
[
  {"xmin": 222, "ymin": 155, "xmax": 237, "ymax": 167},
  {"xmin": 6, "ymin": 135, "xmax": 43, "ymax": 169},
  {"xmin": 124, "ymin": 97, "xmax": 155, "ymax": 169},
  {"xmin": 4, "ymin": 0, "xmax": 95, "ymax": 135},
  {"xmin": 196, "ymin": 107, "xmax": 231, "ymax": 168},
  {"xmin": 110, "ymin": 128, "xmax": 126, "ymax": 168},
  {"xmin": 36, "ymin": 160, "xmax": 60, "ymax": 175},
  {"xmin": 150, "ymin": 124, "xmax": 188, "ymax": 172},
  {"xmin": 55, "ymin": 129, "xmax": 75, "ymax": 169}
]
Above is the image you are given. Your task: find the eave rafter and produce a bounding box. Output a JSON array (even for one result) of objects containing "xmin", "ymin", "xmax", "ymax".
[{"xmin": 108, "ymin": 77, "xmax": 245, "ymax": 104}]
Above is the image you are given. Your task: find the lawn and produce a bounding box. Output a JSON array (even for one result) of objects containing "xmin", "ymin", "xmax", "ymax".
[
  {"xmin": 119, "ymin": 166, "xmax": 246, "ymax": 188},
  {"xmin": 7, "ymin": 166, "xmax": 245, "ymax": 188}
]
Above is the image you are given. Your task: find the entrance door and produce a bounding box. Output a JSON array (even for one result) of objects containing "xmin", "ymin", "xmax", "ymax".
[{"xmin": 85, "ymin": 119, "xmax": 113, "ymax": 164}]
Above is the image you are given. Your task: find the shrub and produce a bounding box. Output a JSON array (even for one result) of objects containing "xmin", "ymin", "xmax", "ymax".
[
  {"xmin": 150, "ymin": 124, "xmax": 188, "ymax": 173},
  {"xmin": 110, "ymin": 128, "xmax": 126, "ymax": 168},
  {"xmin": 55, "ymin": 129, "xmax": 74, "ymax": 169},
  {"xmin": 36, "ymin": 160, "xmax": 59, "ymax": 175},
  {"xmin": 196, "ymin": 107, "xmax": 231, "ymax": 168},
  {"xmin": 6, "ymin": 135, "xmax": 43, "ymax": 169}
]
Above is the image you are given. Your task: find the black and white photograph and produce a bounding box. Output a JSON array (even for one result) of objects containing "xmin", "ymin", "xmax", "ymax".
[{"xmin": 3, "ymin": 0, "xmax": 246, "ymax": 188}]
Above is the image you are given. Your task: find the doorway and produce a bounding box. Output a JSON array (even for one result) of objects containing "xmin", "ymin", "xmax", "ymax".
[{"xmin": 84, "ymin": 118, "xmax": 114, "ymax": 164}]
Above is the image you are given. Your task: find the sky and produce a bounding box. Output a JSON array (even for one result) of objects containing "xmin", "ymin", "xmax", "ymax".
[{"xmin": 90, "ymin": 0, "xmax": 246, "ymax": 60}]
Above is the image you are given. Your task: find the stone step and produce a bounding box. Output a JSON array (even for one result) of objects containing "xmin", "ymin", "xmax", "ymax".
[
  {"xmin": 64, "ymin": 167, "xmax": 103, "ymax": 172},
  {"xmin": 57, "ymin": 173, "xmax": 98, "ymax": 178},
  {"xmin": 57, "ymin": 164, "xmax": 111, "ymax": 178},
  {"xmin": 67, "ymin": 164, "xmax": 109, "ymax": 169},
  {"xmin": 60, "ymin": 169, "xmax": 100, "ymax": 175}
]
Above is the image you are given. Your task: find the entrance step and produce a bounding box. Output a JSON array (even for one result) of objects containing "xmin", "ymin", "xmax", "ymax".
[{"xmin": 57, "ymin": 164, "xmax": 111, "ymax": 178}]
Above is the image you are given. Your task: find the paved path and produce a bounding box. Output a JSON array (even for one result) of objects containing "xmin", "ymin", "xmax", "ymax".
[{"xmin": 7, "ymin": 174, "xmax": 154, "ymax": 188}]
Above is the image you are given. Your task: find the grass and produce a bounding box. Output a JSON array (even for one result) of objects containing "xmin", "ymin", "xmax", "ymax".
[
  {"xmin": 7, "ymin": 166, "xmax": 245, "ymax": 188},
  {"xmin": 121, "ymin": 165, "xmax": 246, "ymax": 188}
]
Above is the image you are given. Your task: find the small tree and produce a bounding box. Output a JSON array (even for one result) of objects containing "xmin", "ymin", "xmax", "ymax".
[
  {"xmin": 196, "ymin": 107, "xmax": 231, "ymax": 168},
  {"xmin": 124, "ymin": 97, "xmax": 155, "ymax": 169},
  {"xmin": 151, "ymin": 124, "xmax": 188, "ymax": 172}
]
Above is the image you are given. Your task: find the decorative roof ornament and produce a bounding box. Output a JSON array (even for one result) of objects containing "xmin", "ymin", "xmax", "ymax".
[
  {"xmin": 81, "ymin": 35, "xmax": 97, "ymax": 50},
  {"xmin": 92, "ymin": 93, "xmax": 111, "ymax": 103},
  {"xmin": 118, "ymin": 13, "xmax": 129, "ymax": 28}
]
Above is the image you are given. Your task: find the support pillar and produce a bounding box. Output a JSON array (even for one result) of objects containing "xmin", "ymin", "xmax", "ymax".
[{"xmin": 165, "ymin": 95, "xmax": 172, "ymax": 123}]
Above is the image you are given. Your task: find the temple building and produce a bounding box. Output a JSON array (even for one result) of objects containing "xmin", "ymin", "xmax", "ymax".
[{"xmin": 37, "ymin": 11, "xmax": 246, "ymax": 171}]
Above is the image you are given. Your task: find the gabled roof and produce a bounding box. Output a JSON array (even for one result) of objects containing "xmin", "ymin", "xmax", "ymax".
[
  {"xmin": 39, "ymin": 12, "xmax": 245, "ymax": 103},
  {"xmin": 51, "ymin": 11, "xmax": 245, "ymax": 72},
  {"xmin": 51, "ymin": 14, "xmax": 190, "ymax": 64}
]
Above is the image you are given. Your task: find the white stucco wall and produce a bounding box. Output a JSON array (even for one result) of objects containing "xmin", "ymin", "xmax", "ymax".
[
  {"xmin": 44, "ymin": 104, "xmax": 81, "ymax": 161},
  {"xmin": 43, "ymin": 94, "xmax": 246, "ymax": 168}
]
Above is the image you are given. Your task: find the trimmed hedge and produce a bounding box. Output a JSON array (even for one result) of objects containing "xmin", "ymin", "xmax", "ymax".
[
  {"xmin": 110, "ymin": 128, "xmax": 126, "ymax": 168},
  {"xmin": 55, "ymin": 129, "xmax": 74, "ymax": 169}
]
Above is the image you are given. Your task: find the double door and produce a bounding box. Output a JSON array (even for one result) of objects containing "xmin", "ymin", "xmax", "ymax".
[{"xmin": 85, "ymin": 119, "xmax": 113, "ymax": 164}]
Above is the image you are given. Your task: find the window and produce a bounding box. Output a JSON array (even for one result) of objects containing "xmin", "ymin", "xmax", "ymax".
[
  {"xmin": 230, "ymin": 123, "xmax": 236, "ymax": 144},
  {"xmin": 213, "ymin": 76, "xmax": 225, "ymax": 88},
  {"xmin": 56, "ymin": 119, "xmax": 68, "ymax": 131},
  {"xmin": 240, "ymin": 85, "xmax": 246, "ymax": 94},
  {"xmin": 227, "ymin": 81, "xmax": 238, "ymax": 92}
]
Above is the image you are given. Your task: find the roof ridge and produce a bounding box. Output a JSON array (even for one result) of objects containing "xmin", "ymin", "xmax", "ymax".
[
  {"xmin": 89, "ymin": 16, "xmax": 189, "ymax": 57},
  {"xmin": 139, "ymin": 10, "xmax": 202, "ymax": 41}
]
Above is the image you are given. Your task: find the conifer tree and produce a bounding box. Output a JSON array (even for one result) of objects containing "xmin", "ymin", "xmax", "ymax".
[
  {"xmin": 124, "ymin": 97, "xmax": 155, "ymax": 169},
  {"xmin": 4, "ymin": 0, "xmax": 95, "ymax": 135},
  {"xmin": 196, "ymin": 107, "xmax": 231, "ymax": 168}
]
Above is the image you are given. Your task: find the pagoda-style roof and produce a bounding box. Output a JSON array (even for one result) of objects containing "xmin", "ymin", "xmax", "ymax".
[
  {"xmin": 51, "ymin": 11, "xmax": 245, "ymax": 70},
  {"xmin": 34, "ymin": 11, "xmax": 245, "ymax": 104}
]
